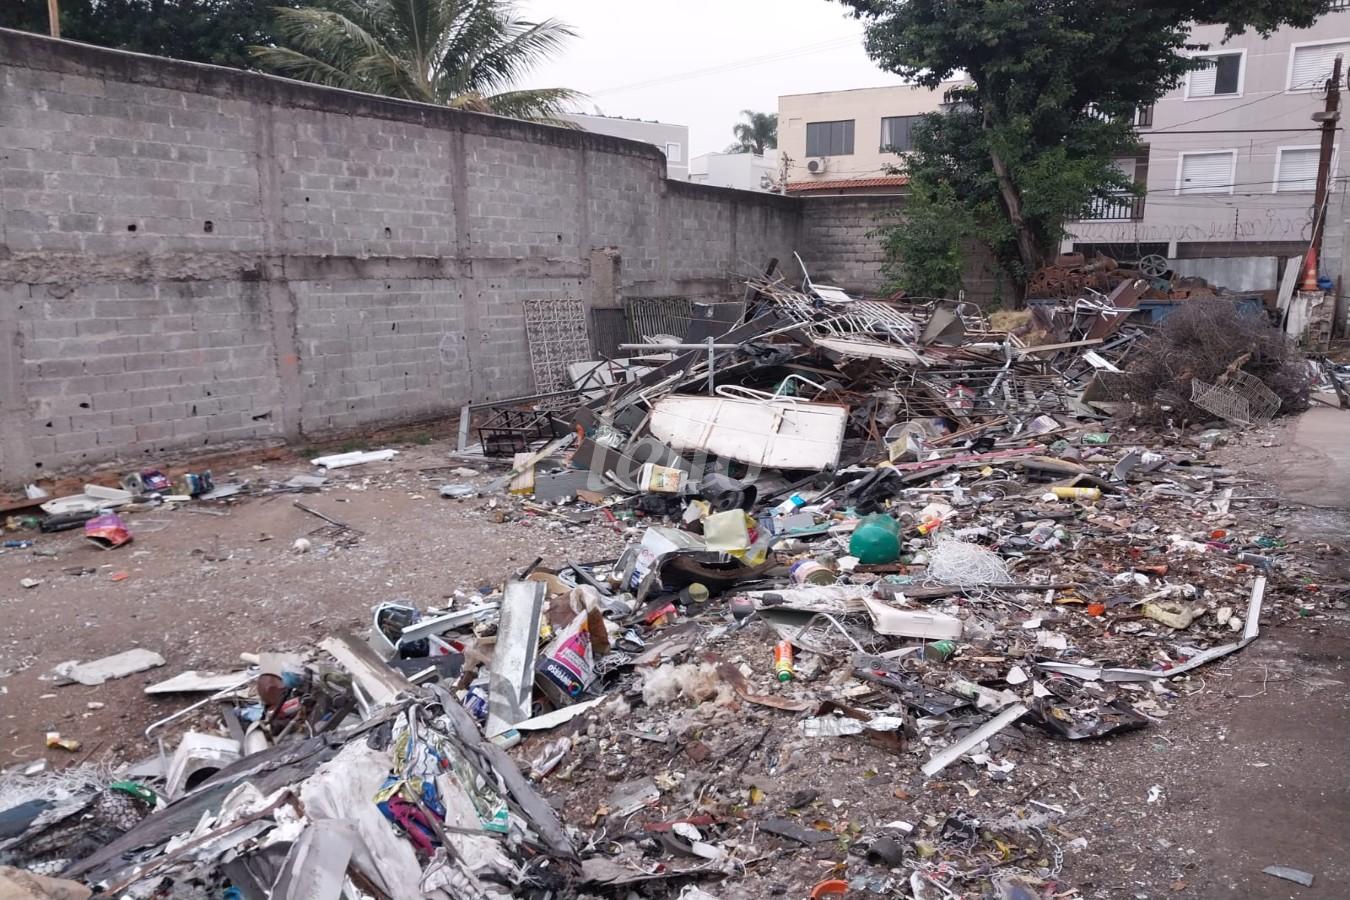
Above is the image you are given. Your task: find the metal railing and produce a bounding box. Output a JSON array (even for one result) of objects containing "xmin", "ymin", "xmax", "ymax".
[{"xmin": 1080, "ymin": 193, "xmax": 1146, "ymax": 221}]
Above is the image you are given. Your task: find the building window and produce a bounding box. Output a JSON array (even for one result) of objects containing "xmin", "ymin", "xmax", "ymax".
[
  {"xmin": 1289, "ymin": 40, "xmax": 1350, "ymax": 91},
  {"xmin": 1185, "ymin": 52, "xmax": 1244, "ymax": 98},
  {"xmin": 1176, "ymin": 150, "xmax": 1236, "ymax": 194},
  {"xmin": 664, "ymin": 142, "xmax": 682, "ymax": 163},
  {"xmin": 1275, "ymin": 146, "xmax": 1327, "ymax": 191},
  {"xmin": 880, "ymin": 115, "xmax": 920, "ymax": 152},
  {"xmin": 806, "ymin": 120, "xmax": 855, "ymax": 156}
]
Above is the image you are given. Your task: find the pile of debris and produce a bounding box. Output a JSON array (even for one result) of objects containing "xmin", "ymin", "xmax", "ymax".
[{"xmin": 0, "ymin": 261, "xmax": 1332, "ymax": 899}]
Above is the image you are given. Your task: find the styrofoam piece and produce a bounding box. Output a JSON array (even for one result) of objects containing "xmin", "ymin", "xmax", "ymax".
[
  {"xmin": 54, "ymin": 648, "xmax": 166, "ymax": 685},
  {"xmin": 311, "ymin": 449, "xmax": 399, "ymax": 469},
  {"xmin": 864, "ymin": 597, "xmax": 963, "ymax": 639}
]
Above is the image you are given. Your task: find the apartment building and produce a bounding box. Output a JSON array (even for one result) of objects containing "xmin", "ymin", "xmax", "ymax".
[
  {"xmin": 561, "ymin": 113, "xmax": 690, "ymax": 180},
  {"xmin": 688, "ymin": 150, "xmax": 780, "ymax": 192},
  {"xmin": 1065, "ymin": 8, "xmax": 1350, "ymax": 292},
  {"xmin": 776, "ymin": 83, "xmax": 957, "ymax": 194}
]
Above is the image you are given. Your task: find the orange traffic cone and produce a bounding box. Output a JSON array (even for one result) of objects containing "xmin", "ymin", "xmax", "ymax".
[{"xmin": 1299, "ymin": 247, "xmax": 1320, "ymax": 291}]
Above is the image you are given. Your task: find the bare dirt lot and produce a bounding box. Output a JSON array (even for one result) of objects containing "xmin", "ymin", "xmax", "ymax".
[{"xmin": 1, "ymin": 411, "xmax": 1347, "ymax": 899}]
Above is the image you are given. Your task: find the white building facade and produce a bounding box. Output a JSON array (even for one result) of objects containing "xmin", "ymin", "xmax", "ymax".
[
  {"xmin": 688, "ymin": 151, "xmax": 780, "ymax": 192},
  {"xmin": 561, "ymin": 113, "xmax": 690, "ymax": 180}
]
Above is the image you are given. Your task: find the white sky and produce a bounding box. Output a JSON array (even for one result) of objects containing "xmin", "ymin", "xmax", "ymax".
[{"xmin": 516, "ymin": 0, "xmax": 901, "ymax": 155}]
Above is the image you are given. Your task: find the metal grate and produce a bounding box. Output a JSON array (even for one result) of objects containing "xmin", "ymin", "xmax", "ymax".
[
  {"xmin": 625, "ymin": 296, "xmax": 691, "ymax": 342},
  {"xmin": 1190, "ymin": 371, "xmax": 1281, "ymax": 427},
  {"xmin": 590, "ymin": 307, "xmax": 627, "ymax": 358},
  {"xmin": 523, "ymin": 298, "xmax": 592, "ymax": 397}
]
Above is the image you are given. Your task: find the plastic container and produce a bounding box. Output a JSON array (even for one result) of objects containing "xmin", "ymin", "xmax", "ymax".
[
  {"xmin": 924, "ymin": 639, "xmax": 957, "ymax": 662},
  {"xmin": 790, "ymin": 559, "xmax": 836, "ymax": 586},
  {"xmin": 849, "ymin": 513, "xmax": 902, "ymax": 564},
  {"xmin": 1051, "ymin": 486, "xmax": 1101, "ymax": 501}
]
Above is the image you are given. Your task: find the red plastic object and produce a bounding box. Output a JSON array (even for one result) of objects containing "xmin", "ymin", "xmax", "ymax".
[{"xmin": 811, "ymin": 880, "xmax": 848, "ymax": 899}]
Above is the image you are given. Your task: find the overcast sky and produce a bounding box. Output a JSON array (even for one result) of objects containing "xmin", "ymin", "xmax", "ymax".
[{"xmin": 516, "ymin": 0, "xmax": 902, "ymax": 156}]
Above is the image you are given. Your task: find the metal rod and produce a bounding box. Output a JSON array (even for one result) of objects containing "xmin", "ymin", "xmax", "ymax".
[
  {"xmin": 706, "ymin": 336, "xmax": 715, "ymax": 395},
  {"xmin": 618, "ymin": 343, "xmax": 740, "ymax": 350}
]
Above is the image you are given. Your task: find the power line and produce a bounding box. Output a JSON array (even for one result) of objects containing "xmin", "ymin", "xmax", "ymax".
[
  {"xmin": 590, "ymin": 36, "xmax": 862, "ymax": 97},
  {"xmin": 1132, "ymin": 175, "xmax": 1350, "ymax": 195},
  {"xmin": 1145, "ymin": 73, "xmax": 1332, "ymax": 133},
  {"xmin": 1142, "ymin": 127, "xmax": 1327, "ymax": 134}
]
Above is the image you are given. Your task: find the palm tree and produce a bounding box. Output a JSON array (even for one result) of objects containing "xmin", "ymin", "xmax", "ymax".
[
  {"xmin": 250, "ymin": 0, "xmax": 582, "ymax": 124},
  {"xmin": 727, "ymin": 110, "xmax": 777, "ymax": 155}
]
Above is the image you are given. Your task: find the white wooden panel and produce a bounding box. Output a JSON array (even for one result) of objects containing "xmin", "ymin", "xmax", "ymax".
[{"xmin": 649, "ymin": 396, "xmax": 847, "ymax": 470}]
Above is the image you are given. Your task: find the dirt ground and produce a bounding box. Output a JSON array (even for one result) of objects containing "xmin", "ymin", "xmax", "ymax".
[
  {"xmin": 1, "ymin": 409, "xmax": 1347, "ymax": 899},
  {"xmin": 0, "ymin": 448, "xmax": 627, "ymax": 763}
]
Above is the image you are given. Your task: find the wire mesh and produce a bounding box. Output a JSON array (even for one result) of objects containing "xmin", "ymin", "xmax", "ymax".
[{"xmin": 1190, "ymin": 371, "xmax": 1281, "ymax": 427}]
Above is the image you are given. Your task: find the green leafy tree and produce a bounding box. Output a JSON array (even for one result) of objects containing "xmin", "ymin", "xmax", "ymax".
[
  {"xmin": 727, "ymin": 110, "xmax": 778, "ymax": 154},
  {"xmin": 1, "ymin": 0, "xmax": 299, "ymax": 69},
  {"xmin": 840, "ymin": 0, "xmax": 1332, "ymax": 302},
  {"xmin": 249, "ymin": 0, "xmax": 581, "ymax": 123}
]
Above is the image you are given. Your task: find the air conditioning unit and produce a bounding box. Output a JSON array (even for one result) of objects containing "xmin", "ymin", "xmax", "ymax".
[{"xmin": 806, "ymin": 158, "xmax": 828, "ymax": 175}]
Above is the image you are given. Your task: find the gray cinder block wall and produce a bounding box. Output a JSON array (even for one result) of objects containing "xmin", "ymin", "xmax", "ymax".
[
  {"xmin": 798, "ymin": 195, "xmax": 1013, "ymax": 305},
  {"xmin": 0, "ymin": 29, "xmax": 804, "ymax": 480}
]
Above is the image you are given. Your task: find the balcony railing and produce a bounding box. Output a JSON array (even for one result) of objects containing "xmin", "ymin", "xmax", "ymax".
[{"xmin": 1082, "ymin": 193, "xmax": 1146, "ymax": 221}]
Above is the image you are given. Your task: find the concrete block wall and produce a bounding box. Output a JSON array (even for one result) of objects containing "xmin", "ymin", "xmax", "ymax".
[
  {"xmin": 797, "ymin": 195, "xmax": 894, "ymax": 293},
  {"xmin": 798, "ymin": 194, "xmax": 1014, "ymax": 305},
  {"xmin": 0, "ymin": 29, "xmax": 804, "ymax": 480}
]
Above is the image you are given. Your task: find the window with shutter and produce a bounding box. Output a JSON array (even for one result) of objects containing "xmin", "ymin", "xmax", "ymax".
[
  {"xmin": 1177, "ymin": 151, "xmax": 1235, "ymax": 194},
  {"xmin": 1275, "ymin": 147, "xmax": 1327, "ymax": 192},
  {"xmin": 1187, "ymin": 52, "xmax": 1243, "ymax": 98},
  {"xmin": 1289, "ymin": 41, "xmax": 1350, "ymax": 91}
]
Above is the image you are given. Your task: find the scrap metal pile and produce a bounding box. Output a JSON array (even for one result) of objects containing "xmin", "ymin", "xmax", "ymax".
[
  {"xmin": 1, "ymin": 267, "xmax": 1322, "ymax": 900},
  {"xmin": 1025, "ymin": 251, "xmax": 1255, "ymax": 302}
]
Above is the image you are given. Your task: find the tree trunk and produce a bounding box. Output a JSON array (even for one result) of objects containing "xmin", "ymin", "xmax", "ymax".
[{"xmin": 983, "ymin": 111, "xmax": 1041, "ymax": 307}]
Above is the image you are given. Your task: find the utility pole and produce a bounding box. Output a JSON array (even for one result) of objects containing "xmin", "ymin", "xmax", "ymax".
[
  {"xmin": 47, "ymin": 0, "xmax": 60, "ymax": 37},
  {"xmin": 1308, "ymin": 54, "xmax": 1342, "ymax": 262}
]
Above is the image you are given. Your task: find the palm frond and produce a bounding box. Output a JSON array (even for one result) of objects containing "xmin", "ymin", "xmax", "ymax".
[
  {"xmin": 460, "ymin": 16, "xmax": 576, "ymax": 96},
  {"xmin": 249, "ymin": 45, "xmax": 366, "ymax": 91},
  {"xmin": 477, "ymin": 86, "xmax": 585, "ymax": 123},
  {"xmin": 257, "ymin": 0, "xmax": 580, "ymax": 121}
]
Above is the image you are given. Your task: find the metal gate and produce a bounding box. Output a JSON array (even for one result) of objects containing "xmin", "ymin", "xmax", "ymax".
[
  {"xmin": 625, "ymin": 296, "xmax": 692, "ymax": 343},
  {"xmin": 523, "ymin": 298, "xmax": 591, "ymax": 395}
]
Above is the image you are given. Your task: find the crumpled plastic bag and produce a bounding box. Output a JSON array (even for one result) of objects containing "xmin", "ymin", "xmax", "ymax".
[{"xmin": 84, "ymin": 512, "xmax": 132, "ymax": 549}]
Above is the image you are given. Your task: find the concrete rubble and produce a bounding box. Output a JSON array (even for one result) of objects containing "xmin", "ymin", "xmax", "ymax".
[{"xmin": 0, "ymin": 266, "xmax": 1343, "ymax": 899}]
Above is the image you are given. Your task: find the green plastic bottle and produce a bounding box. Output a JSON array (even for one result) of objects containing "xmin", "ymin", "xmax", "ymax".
[{"xmin": 849, "ymin": 513, "xmax": 902, "ymax": 564}]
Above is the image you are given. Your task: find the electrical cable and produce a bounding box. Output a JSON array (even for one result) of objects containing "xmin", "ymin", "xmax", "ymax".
[
  {"xmin": 589, "ymin": 36, "xmax": 864, "ymax": 97},
  {"xmin": 1145, "ymin": 72, "xmax": 1334, "ymax": 133}
]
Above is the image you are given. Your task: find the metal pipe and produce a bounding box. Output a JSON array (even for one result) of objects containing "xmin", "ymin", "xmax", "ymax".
[{"xmin": 618, "ymin": 343, "xmax": 740, "ymax": 350}]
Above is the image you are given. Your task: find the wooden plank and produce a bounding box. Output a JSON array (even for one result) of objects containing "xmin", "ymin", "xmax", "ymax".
[{"xmin": 1012, "ymin": 339, "xmax": 1102, "ymax": 356}]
